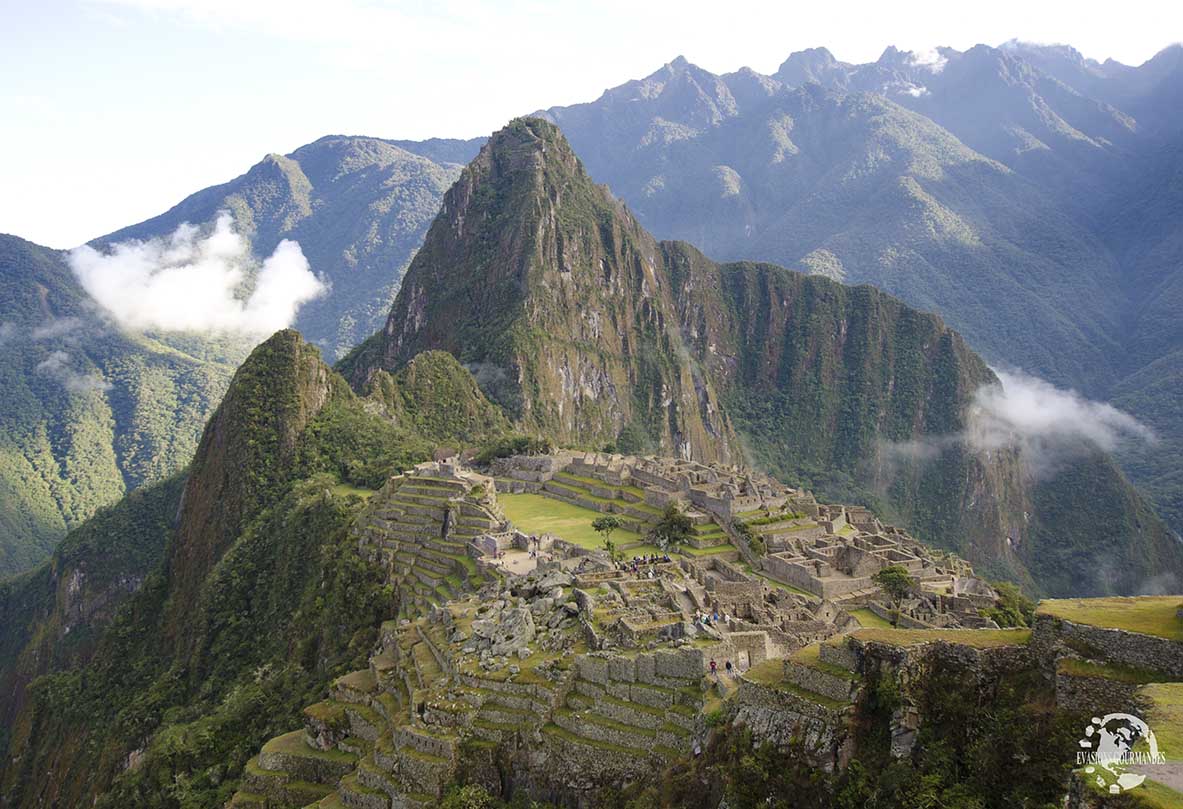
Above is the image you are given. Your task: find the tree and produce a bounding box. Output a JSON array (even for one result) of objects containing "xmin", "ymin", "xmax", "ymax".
[
  {"xmin": 592, "ymin": 515, "xmax": 624, "ymax": 560},
  {"xmin": 872, "ymin": 565, "xmax": 915, "ymax": 627},
  {"xmin": 650, "ymin": 504, "xmax": 693, "ymax": 550},
  {"xmin": 981, "ymin": 581, "xmax": 1036, "ymax": 628}
]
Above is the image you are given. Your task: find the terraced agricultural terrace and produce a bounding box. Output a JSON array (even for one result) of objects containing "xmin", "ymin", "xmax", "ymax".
[{"xmin": 225, "ymin": 454, "xmax": 1183, "ymax": 808}]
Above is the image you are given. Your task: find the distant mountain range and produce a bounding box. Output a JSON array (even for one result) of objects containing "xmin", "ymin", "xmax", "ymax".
[
  {"xmin": 532, "ymin": 42, "xmax": 1183, "ymax": 535},
  {"xmin": 1, "ymin": 40, "xmax": 1181, "ymax": 582}
]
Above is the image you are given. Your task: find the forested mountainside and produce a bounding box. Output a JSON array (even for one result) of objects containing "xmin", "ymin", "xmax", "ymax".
[
  {"xmin": 345, "ymin": 118, "xmax": 1183, "ymax": 595},
  {"xmin": 0, "ymin": 137, "xmax": 477, "ymax": 578},
  {"xmin": 0, "ymin": 330, "xmax": 514, "ymax": 808},
  {"xmin": 536, "ymin": 43, "xmax": 1183, "ymax": 535},
  {"xmin": 0, "ymin": 235, "xmax": 237, "ymax": 578}
]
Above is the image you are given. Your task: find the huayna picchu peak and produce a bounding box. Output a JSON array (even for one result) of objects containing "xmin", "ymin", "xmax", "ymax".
[{"xmin": 343, "ymin": 117, "xmax": 739, "ymax": 465}]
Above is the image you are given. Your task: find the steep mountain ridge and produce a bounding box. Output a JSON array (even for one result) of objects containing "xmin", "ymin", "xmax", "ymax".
[
  {"xmin": 101, "ymin": 136, "xmax": 467, "ymax": 362},
  {"xmin": 534, "ymin": 45, "xmax": 1183, "ymax": 539},
  {"xmin": 343, "ymin": 118, "xmax": 738, "ymax": 462}
]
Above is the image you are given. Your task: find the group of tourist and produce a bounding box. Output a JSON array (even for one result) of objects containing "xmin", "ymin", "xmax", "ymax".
[
  {"xmin": 617, "ymin": 553, "xmax": 672, "ymax": 573},
  {"xmin": 696, "ymin": 608, "xmax": 730, "ymax": 628}
]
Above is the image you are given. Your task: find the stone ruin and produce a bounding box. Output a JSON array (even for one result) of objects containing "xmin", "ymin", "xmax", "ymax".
[
  {"xmin": 491, "ymin": 451, "xmax": 993, "ymax": 630},
  {"xmin": 226, "ymin": 452, "xmax": 1014, "ymax": 809}
]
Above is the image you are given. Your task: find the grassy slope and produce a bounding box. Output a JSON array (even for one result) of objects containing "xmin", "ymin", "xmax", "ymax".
[{"xmin": 1036, "ymin": 597, "xmax": 1183, "ymax": 641}]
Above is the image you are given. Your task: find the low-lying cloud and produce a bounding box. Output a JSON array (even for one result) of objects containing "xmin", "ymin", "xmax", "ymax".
[
  {"xmin": 68, "ymin": 212, "xmax": 325, "ymax": 335},
  {"xmin": 36, "ymin": 350, "xmax": 112, "ymax": 393},
  {"xmin": 908, "ymin": 48, "xmax": 948, "ymax": 74},
  {"xmin": 969, "ymin": 370, "xmax": 1153, "ymax": 455},
  {"xmin": 883, "ymin": 369, "xmax": 1154, "ymax": 480}
]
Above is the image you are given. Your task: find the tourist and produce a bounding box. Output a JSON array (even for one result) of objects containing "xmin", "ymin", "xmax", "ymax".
[
  {"xmin": 725, "ymin": 659, "xmax": 733, "ymax": 675},
  {"xmin": 709, "ymin": 659, "xmax": 717, "ymax": 678}
]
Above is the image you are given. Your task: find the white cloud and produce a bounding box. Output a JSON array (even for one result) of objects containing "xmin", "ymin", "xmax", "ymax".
[
  {"xmin": 35, "ymin": 350, "xmax": 112, "ymax": 394},
  {"xmin": 969, "ymin": 369, "xmax": 1153, "ymax": 454},
  {"xmin": 67, "ymin": 212, "xmax": 325, "ymax": 335},
  {"xmin": 908, "ymin": 47, "xmax": 948, "ymax": 73},
  {"xmin": 0, "ymin": 322, "xmax": 15, "ymax": 345},
  {"xmin": 882, "ymin": 369, "xmax": 1154, "ymax": 480},
  {"xmin": 31, "ymin": 317, "xmax": 84, "ymax": 341}
]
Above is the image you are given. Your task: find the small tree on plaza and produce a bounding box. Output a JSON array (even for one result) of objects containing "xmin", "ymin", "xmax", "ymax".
[
  {"xmin": 873, "ymin": 564, "xmax": 916, "ymax": 627},
  {"xmin": 592, "ymin": 515, "xmax": 624, "ymax": 561}
]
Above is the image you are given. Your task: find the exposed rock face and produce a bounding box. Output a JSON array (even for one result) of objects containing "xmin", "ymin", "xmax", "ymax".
[{"xmin": 345, "ymin": 118, "xmax": 737, "ymax": 461}]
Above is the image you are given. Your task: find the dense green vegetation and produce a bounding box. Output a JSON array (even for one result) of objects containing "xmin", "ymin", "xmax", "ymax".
[
  {"xmin": 345, "ymin": 117, "xmax": 1182, "ymax": 595},
  {"xmin": 0, "ymin": 331, "xmax": 513, "ymax": 808},
  {"xmin": 539, "ymin": 47, "xmax": 1183, "ymax": 550},
  {"xmin": 608, "ymin": 657, "xmax": 1077, "ymax": 809},
  {"xmin": 0, "ymin": 235, "xmax": 239, "ymax": 578}
]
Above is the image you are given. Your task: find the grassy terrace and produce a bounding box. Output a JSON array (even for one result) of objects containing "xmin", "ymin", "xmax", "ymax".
[
  {"xmin": 500, "ymin": 492, "xmax": 640, "ymax": 549},
  {"xmin": 742, "ymin": 659, "xmax": 849, "ymax": 710},
  {"xmin": 263, "ymin": 730, "xmax": 356, "ymax": 762},
  {"xmin": 845, "ymin": 627, "xmax": 1031, "ymax": 648},
  {"xmin": 1057, "ymin": 658, "xmax": 1181, "ymax": 685},
  {"xmin": 1123, "ymin": 781, "xmax": 1183, "ymax": 809},
  {"xmin": 1140, "ymin": 683, "xmax": 1183, "ymax": 762},
  {"xmin": 791, "ymin": 643, "xmax": 860, "ymax": 680},
  {"xmin": 851, "ymin": 608, "xmax": 893, "ymax": 629},
  {"xmin": 1037, "ymin": 597, "xmax": 1183, "ymax": 641},
  {"xmin": 330, "ymin": 482, "xmax": 378, "ymax": 500}
]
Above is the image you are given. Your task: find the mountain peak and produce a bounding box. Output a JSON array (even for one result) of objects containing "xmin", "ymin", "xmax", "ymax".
[{"xmin": 347, "ymin": 117, "xmax": 735, "ymax": 460}]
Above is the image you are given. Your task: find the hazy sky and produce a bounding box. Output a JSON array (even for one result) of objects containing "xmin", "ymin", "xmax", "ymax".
[{"xmin": 2, "ymin": 0, "xmax": 1180, "ymax": 248}]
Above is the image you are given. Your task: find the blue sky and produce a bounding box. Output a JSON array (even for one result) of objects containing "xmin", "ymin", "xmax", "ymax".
[{"xmin": 2, "ymin": 0, "xmax": 1180, "ymax": 248}]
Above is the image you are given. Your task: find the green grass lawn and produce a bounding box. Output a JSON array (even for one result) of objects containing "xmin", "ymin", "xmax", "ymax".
[
  {"xmin": 1056, "ymin": 658, "xmax": 1180, "ymax": 685},
  {"xmin": 1139, "ymin": 683, "xmax": 1183, "ymax": 762},
  {"xmin": 1037, "ymin": 597, "xmax": 1183, "ymax": 641},
  {"xmin": 499, "ymin": 493, "xmax": 640, "ymax": 550},
  {"xmin": 848, "ymin": 627, "xmax": 1031, "ymax": 649},
  {"xmin": 330, "ymin": 482, "xmax": 378, "ymax": 500},
  {"xmin": 851, "ymin": 608, "xmax": 894, "ymax": 629}
]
